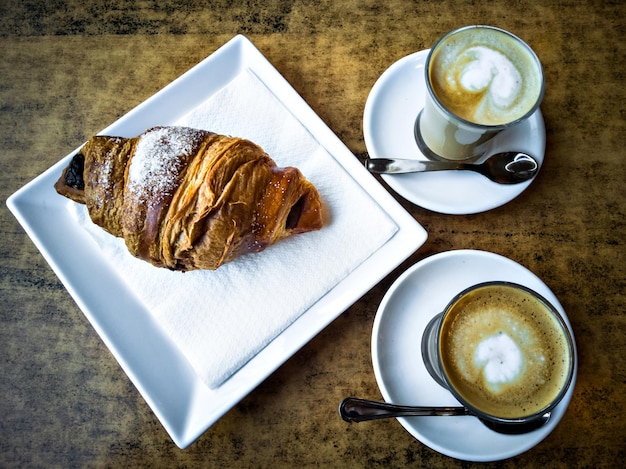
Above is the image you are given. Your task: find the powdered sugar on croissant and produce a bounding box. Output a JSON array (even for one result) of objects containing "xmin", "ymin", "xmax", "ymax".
[{"xmin": 55, "ymin": 126, "xmax": 324, "ymax": 271}]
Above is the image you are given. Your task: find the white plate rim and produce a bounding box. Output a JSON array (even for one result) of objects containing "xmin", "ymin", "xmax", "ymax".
[
  {"xmin": 371, "ymin": 249, "xmax": 577, "ymax": 462},
  {"xmin": 7, "ymin": 35, "xmax": 428, "ymax": 448},
  {"xmin": 363, "ymin": 50, "xmax": 546, "ymax": 215}
]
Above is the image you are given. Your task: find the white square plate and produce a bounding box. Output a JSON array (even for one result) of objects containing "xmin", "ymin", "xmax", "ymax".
[{"xmin": 7, "ymin": 35, "xmax": 427, "ymax": 448}]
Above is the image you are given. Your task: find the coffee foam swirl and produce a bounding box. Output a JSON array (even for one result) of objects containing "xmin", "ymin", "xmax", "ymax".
[{"xmin": 456, "ymin": 46, "xmax": 522, "ymax": 107}]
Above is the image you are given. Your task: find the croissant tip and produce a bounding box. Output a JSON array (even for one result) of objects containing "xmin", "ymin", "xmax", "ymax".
[{"xmin": 54, "ymin": 152, "xmax": 86, "ymax": 203}]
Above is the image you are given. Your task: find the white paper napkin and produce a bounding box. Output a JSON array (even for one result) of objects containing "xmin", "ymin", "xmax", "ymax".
[{"xmin": 76, "ymin": 69, "xmax": 398, "ymax": 389}]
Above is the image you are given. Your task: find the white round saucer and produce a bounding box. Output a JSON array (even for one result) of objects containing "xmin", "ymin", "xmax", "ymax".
[
  {"xmin": 371, "ymin": 250, "xmax": 577, "ymax": 462},
  {"xmin": 363, "ymin": 50, "xmax": 546, "ymax": 215}
]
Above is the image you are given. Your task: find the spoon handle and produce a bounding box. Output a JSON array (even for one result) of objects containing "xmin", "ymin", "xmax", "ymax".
[
  {"xmin": 339, "ymin": 397, "xmax": 471, "ymax": 423},
  {"xmin": 365, "ymin": 158, "xmax": 467, "ymax": 174}
]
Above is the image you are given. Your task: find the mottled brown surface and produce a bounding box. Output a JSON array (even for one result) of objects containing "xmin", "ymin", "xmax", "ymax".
[{"xmin": 1, "ymin": 1, "xmax": 625, "ymax": 467}]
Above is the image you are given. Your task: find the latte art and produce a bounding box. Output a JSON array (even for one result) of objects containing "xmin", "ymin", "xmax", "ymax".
[
  {"xmin": 474, "ymin": 332, "xmax": 523, "ymax": 389},
  {"xmin": 456, "ymin": 48, "xmax": 521, "ymax": 98},
  {"xmin": 447, "ymin": 46, "xmax": 523, "ymax": 123}
]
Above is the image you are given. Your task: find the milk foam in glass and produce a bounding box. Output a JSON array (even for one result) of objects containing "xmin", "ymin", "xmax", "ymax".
[
  {"xmin": 415, "ymin": 26, "xmax": 544, "ymax": 161},
  {"xmin": 421, "ymin": 282, "xmax": 575, "ymax": 427}
]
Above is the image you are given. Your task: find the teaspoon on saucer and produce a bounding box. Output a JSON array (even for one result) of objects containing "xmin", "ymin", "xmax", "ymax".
[
  {"xmin": 339, "ymin": 397, "xmax": 551, "ymax": 435},
  {"xmin": 365, "ymin": 151, "xmax": 538, "ymax": 185}
]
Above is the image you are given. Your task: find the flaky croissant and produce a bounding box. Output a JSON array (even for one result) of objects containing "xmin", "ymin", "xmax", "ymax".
[{"xmin": 54, "ymin": 126, "xmax": 323, "ymax": 271}]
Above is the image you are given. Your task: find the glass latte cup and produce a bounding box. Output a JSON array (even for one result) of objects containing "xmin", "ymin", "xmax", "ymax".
[
  {"xmin": 421, "ymin": 282, "xmax": 575, "ymax": 428},
  {"xmin": 415, "ymin": 26, "xmax": 545, "ymax": 161}
]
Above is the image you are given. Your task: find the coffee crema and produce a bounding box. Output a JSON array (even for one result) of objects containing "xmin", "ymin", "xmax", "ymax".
[
  {"xmin": 439, "ymin": 284, "xmax": 572, "ymax": 419},
  {"xmin": 429, "ymin": 27, "xmax": 543, "ymax": 126}
]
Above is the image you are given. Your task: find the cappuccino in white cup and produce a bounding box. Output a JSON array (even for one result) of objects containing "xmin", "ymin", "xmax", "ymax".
[{"xmin": 416, "ymin": 26, "xmax": 544, "ymax": 161}]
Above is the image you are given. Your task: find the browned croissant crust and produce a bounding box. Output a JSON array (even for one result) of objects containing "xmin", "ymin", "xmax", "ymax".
[{"xmin": 54, "ymin": 126, "xmax": 324, "ymax": 271}]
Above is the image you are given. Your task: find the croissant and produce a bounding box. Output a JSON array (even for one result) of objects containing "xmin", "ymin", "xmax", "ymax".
[{"xmin": 54, "ymin": 126, "xmax": 324, "ymax": 271}]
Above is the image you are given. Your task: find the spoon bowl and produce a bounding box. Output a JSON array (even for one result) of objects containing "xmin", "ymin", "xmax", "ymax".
[
  {"xmin": 339, "ymin": 397, "xmax": 551, "ymax": 435},
  {"xmin": 365, "ymin": 151, "xmax": 539, "ymax": 184}
]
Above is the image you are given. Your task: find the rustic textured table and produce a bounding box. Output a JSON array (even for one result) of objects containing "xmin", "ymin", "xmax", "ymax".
[{"xmin": 2, "ymin": 1, "xmax": 624, "ymax": 467}]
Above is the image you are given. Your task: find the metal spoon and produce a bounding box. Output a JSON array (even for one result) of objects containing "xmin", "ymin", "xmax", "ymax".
[
  {"xmin": 339, "ymin": 397, "xmax": 551, "ymax": 435},
  {"xmin": 365, "ymin": 151, "xmax": 538, "ymax": 184}
]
